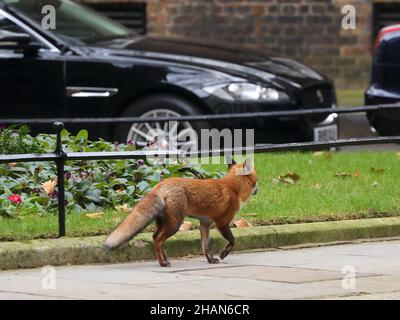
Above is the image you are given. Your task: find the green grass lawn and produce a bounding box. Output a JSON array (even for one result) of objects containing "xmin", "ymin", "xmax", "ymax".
[
  {"xmin": 337, "ymin": 89, "xmax": 364, "ymax": 107},
  {"xmin": 1, "ymin": 151, "xmax": 400, "ymax": 241}
]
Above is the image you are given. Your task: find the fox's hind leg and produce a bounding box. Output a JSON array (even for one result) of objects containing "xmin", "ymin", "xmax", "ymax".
[
  {"xmin": 153, "ymin": 203, "xmax": 185, "ymax": 267},
  {"xmin": 154, "ymin": 226, "xmax": 180, "ymax": 267},
  {"xmin": 199, "ymin": 220, "xmax": 219, "ymax": 264},
  {"xmin": 217, "ymin": 224, "xmax": 235, "ymax": 260},
  {"xmin": 152, "ymin": 216, "xmax": 163, "ymax": 241},
  {"xmin": 153, "ymin": 216, "xmax": 172, "ymax": 266}
]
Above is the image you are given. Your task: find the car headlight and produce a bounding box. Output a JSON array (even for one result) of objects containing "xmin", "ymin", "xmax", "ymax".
[{"xmin": 204, "ymin": 82, "xmax": 290, "ymax": 103}]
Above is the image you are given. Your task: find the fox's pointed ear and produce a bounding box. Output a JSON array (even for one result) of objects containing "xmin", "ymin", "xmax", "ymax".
[
  {"xmin": 226, "ymin": 155, "xmax": 236, "ymax": 170},
  {"xmin": 243, "ymin": 158, "xmax": 254, "ymax": 175}
]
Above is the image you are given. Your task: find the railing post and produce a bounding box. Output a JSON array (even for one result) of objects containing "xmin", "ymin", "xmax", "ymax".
[{"xmin": 53, "ymin": 122, "xmax": 66, "ymax": 237}]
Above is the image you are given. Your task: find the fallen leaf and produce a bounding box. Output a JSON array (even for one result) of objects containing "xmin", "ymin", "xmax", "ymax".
[
  {"xmin": 313, "ymin": 151, "xmax": 333, "ymax": 159},
  {"xmin": 114, "ymin": 204, "xmax": 131, "ymax": 213},
  {"xmin": 278, "ymin": 172, "xmax": 300, "ymax": 185},
  {"xmin": 132, "ymin": 239, "xmax": 147, "ymax": 248},
  {"xmin": 42, "ymin": 179, "xmax": 57, "ymax": 195},
  {"xmin": 271, "ymin": 178, "xmax": 280, "ymax": 185},
  {"xmin": 85, "ymin": 212, "xmax": 104, "ymax": 219},
  {"xmin": 371, "ymin": 181, "xmax": 379, "ymax": 187},
  {"xmin": 282, "ymin": 177, "xmax": 295, "ymax": 185},
  {"xmin": 354, "ymin": 170, "xmax": 362, "ymax": 178},
  {"xmin": 233, "ymin": 219, "xmax": 252, "ymax": 228},
  {"xmin": 243, "ymin": 213, "xmax": 257, "ymax": 217},
  {"xmin": 334, "ymin": 172, "xmax": 352, "ymax": 178},
  {"xmin": 7, "ymin": 162, "xmax": 17, "ymax": 167},
  {"xmin": 179, "ymin": 221, "xmax": 193, "ymax": 231},
  {"xmin": 115, "ymin": 187, "xmax": 124, "ymax": 193},
  {"xmin": 284, "ymin": 172, "xmax": 300, "ymax": 181},
  {"xmin": 370, "ymin": 167, "xmax": 385, "ymax": 174}
]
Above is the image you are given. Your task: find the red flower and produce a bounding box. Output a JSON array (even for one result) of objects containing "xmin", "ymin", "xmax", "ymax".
[{"xmin": 8, "ymin": 194, "xmax": 22, "ymax": 205}]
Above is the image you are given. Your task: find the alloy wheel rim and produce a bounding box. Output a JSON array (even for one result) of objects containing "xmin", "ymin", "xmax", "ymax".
[{"xmin": 126, "ymin": 109, "xmax": 197, "ymax": 149}]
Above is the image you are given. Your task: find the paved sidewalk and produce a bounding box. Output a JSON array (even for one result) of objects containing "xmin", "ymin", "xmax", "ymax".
[{"xmin": 1, "ymin": 239, "xmax": 400, "ymax": 300}]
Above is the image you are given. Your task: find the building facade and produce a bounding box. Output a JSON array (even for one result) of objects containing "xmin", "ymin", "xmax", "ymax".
[{"xmin": 80, "ymin": 0, "xmax": 400, "ymax": 89}]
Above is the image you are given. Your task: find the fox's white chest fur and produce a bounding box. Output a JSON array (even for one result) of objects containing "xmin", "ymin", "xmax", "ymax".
[{"xmin": 239, "ymin": 200, "xmax": 247, "ymax": 211}]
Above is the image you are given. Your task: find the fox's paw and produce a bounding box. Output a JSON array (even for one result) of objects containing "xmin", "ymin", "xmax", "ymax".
[
  {"xmin": 219, "ymin": 250, "xmax": 229, "ymax": 260},
  {"xmin": 207, "ymin": 257, "xmax": 220, "ymax": 264},
  {"xmin": 159, "ymin": 261, "xmax": 171, "ymax": 267}
]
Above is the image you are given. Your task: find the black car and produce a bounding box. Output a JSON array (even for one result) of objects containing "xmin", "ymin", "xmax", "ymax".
[
  {"xmin": 0, "ymin": 0, "xmax": 338, "ymax": 145},
  {"xmin": 366, "ymin": 24, "xmax": 400, "ymax": 136}
]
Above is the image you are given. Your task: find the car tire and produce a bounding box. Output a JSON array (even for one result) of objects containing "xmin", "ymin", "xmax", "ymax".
[
  {"xmin": 367, "ymin": 111, "xmax": 400, "ymax": 136},
  {"xmin": 115, "ymin": 94, "xmax": 210, "ymax": 149}
]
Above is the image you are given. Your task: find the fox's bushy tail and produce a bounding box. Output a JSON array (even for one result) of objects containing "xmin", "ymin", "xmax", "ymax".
[{"xmin": 103, "ymin": 192, "xmax": 164, "ymax": 251}]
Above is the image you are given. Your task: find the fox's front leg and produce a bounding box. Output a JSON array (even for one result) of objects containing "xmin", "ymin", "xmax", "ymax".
[
  {"xmin": 199, "ymin": 220, "xmax": 219, "ymax": 264},
  {"xmin": 217, "ymin": 224, "xmax": 235, "ymax": 260}
]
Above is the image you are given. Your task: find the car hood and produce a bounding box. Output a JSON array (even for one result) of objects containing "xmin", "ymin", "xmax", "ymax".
[{"xmin": 82, "ymin": 36, "xmax": 330, "ymax": 89}]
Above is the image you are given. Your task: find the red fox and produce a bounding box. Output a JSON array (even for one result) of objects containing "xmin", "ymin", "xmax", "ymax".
[{"xmin": 104, "ymin": 158, "xmax": 258, "ymax": 267}]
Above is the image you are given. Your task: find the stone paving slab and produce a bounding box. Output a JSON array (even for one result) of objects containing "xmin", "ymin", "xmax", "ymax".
[
  {"xmin": 3, "ymin": 217, "xmax": 400, "ymax": 270},
  {"xmin": 178, "ymin": 265, "xmax": 373, "ymax": 284},
  {"xmin": 331, "ymin": 291, "xmax": 400, "ymax": 300},
  {"xmin": 0, "ymin": 292, "xmax": 63, "ymax": 300},
  {"xmin": 0, "ymin": 239, "xmax": 400, "ymax": 300}
]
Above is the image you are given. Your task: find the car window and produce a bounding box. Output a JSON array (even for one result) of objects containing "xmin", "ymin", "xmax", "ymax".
[
  {"xmin": 0, "ymin": 13, "xmax": 24, "ymax": 33},
  {"xmin": 4, "ymin": 0, "xmax": 135, "ymax": 45},
  {"xmin": 0, "ymin": 12, "xmax": 41, "ymax": 45}
]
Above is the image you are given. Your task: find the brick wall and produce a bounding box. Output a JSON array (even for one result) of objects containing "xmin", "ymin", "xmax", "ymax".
[{"xmin": 81, "ymin": 0, "xmax": 400, "ymax": 89}]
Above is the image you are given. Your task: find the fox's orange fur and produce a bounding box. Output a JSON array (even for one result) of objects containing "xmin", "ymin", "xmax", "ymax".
[{"xmin": 104, "ymin": 159, "xmax": 258, "ymax": 267}]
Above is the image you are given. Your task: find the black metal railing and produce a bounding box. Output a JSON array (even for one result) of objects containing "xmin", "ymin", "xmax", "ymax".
[
  {"xmin": 0, "ymin": 103, "xmax": 398, "ymax": 125},
  {"xmin": 1, "ymin": 103, "xmax": 399, "ymax": 237}
]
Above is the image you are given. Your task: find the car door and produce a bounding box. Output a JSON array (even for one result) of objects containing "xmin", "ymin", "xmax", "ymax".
[{"xmin": 0, "ymin": 9, "xmax": 65, "ymax": 120}]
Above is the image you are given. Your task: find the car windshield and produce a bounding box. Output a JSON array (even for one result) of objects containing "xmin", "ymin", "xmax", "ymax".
[{"xmin": 3, "ymin": 0, "xmax": 135, "ymax": 45}]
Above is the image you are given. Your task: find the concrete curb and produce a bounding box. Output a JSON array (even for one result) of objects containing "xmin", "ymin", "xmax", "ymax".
[{"xmin": 1, "ymin": 217, "xmax": 400, "ymax": 270}]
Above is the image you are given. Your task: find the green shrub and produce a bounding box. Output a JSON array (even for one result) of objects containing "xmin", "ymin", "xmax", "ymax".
[
  {"xmin": 0, "ymin": 127, "xmax": 221, "ymax": 217},
  {"xmin": 0, "ymin": 125, "xmax": 42, "ymax": 154}
]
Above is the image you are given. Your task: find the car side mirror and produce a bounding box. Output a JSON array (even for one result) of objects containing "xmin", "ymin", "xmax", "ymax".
[{"xmin": 0, "ymin": 30, "xmax": 41, "ymax": 56}]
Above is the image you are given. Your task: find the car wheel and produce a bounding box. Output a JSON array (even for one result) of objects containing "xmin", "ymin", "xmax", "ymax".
[
  {"xmin": 115, "ymin": 94, "xmax": 209, "ymax": 150},
  {"xmin": 367, "ymin": 111, "xmax": 400, "ymax": 136}
]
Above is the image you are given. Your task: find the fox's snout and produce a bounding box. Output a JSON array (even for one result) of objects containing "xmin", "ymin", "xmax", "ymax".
[{"xmin": 251, "ymin": 181, "xmax": 259, "ymax": 195}]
